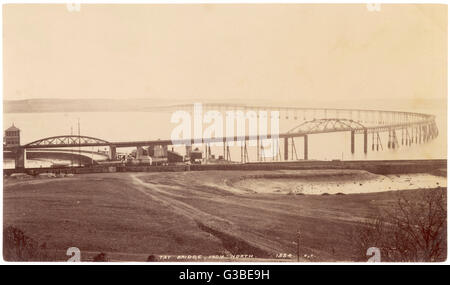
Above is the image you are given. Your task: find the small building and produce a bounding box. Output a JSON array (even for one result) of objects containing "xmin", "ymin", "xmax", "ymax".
[
  {"xmin": 190, "ymin": 148, "xmax": 203, "ymax": 163},
  {"xmin": 4, "ymin": 124, "xmax": 20, "ymax": 148},
  {"xmin": 152, "ymin": 145, "xmax": 168, "ymax": 158},
  {"xmin": 167, "ymin": 150, "xmax": 184, "ymax": 163}
]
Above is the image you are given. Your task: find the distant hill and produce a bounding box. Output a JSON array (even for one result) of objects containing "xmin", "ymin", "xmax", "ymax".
[
  {"xmin": 3, "ymin": 97, "xmax": 446, "ymax": 114},
  {"xmin": 3, "ymin": 98, "xmax": 264, "ymax": 113},
  {"xmin": 3, "ymin": 98, "xmax": 174, "ymax": 113}
]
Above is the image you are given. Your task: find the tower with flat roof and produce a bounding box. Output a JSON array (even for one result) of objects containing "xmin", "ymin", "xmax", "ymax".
[{"xmin": 4, "ymin": 124, "xmax": 20, "ymax": 148}]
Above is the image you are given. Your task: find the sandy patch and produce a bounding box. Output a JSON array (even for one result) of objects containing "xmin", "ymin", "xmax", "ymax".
[{"xmin": 231, "ymin": 170, "xmax": 446, "ymax": 195}]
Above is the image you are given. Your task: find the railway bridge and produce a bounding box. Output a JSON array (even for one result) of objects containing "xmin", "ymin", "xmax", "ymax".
[{"xmin": 5, "ymin": 105, "xmax": 439, "ymax": 169}]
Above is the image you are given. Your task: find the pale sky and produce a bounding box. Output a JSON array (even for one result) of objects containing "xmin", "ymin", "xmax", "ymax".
[{"xmin": 2, "ymin": 4, "xmax": 447, "ymax": 103}]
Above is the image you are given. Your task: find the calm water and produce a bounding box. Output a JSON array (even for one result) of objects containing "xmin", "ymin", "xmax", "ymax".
[{"xmin": 3, "ymin": 106, "xmax": 447, "ymax": 168}]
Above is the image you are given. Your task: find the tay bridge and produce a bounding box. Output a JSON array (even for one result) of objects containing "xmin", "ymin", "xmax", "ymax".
[{"xmin": 6, "ymin": 104, "xmax": 439, "ymax": 169}]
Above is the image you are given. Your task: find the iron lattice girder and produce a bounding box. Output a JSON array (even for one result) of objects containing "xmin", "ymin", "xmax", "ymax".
[
  {"xmin": 288, "ymin": 118, "xmax": 437, "ymax": 135},
  {"xmin": 353, "ymin": 121, "xmax": 438, "ymax": 134},
  {"xmin": 288, "ymin": 118, "xmax": 367, "ymax": 134},
  {"xmin": 24, "ymin": 135, "xmax": 110, "ymax": 148}
]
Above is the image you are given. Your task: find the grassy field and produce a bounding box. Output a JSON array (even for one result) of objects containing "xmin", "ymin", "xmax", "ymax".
[{"xmin": 3, "ymin": 170, "xmax": 445, "ymax": 262}]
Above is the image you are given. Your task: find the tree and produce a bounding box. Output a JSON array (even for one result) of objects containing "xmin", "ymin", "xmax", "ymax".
[
  {"xmin": 92, "ymin": 252, "xmax": 109, "ymax": 262},
  {"xmin": 3, "ymin": 226, "xmax": 54, "ymax": 261},
  {"xmin": 349, "ymin": 188, "xmax": 446, "ymax": 262}
]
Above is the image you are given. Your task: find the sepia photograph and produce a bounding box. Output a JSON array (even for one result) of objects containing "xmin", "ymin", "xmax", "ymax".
[{"xmin": 1, "ymin": 2, "xmax": 447, "ymax": 266}]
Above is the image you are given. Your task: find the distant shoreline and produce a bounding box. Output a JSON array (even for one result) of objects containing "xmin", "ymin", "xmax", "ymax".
[{"xmin": 3, "ymin": 98, "xmax": 446, "ymax": 114}]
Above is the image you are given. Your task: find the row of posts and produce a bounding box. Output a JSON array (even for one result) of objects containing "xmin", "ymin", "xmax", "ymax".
[
  {"xmin": 195, "ymin": 135, "xmax": 309, "ymax": 163},
  {"xmin": 350, "ymin": 122, "xmax": 438, "ymax": 155},
  {"xmin": 108, "ymin": 122, "xmax": 438, "ymax": 164}
]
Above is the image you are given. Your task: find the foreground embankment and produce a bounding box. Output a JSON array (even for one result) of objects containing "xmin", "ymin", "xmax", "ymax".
[
  {"xmin": 4, "ymin": 159, "xmax": 447, "ymax": 176},
  {"xmin": 3, "ymin": 167, "xmax": 447, "ymax": 262}
]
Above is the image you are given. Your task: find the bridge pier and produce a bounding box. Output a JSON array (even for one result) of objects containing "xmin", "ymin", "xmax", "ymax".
[
  {"xmin": 244, "ymin": 140, "xmax": 249, "ymax": 163},
  {"xmin": 109, "ymin": 145, "xmax": 116, "ymax": 160},
  {"xmin": 240, "ymin": 144, "xmax": 243, "ymax": 163},
  {"xmin": 372, "ymin": 133, "xmax": 375, "ymax": 151},
  {"xmin": 388, "ymin": 130, "xmax": 391, "ymax": 148},
  {"xmin": 351, "ymin": 131, "xmax": 355, "ymax": 154},
  {"xmin": 222, "ymin": 142, "xmax": 225, "ymax": 160},
  {"xmin": 257, "ymin": 138, "xmax": 260, "ymax": 161},
  {"xmin": 304, "ymin": 135, "xmax": 308, "ymax": 160},
  {"xmin": 14, "ymin": 147, "xmax": 25, "ymax": 169},
  {"xmin": 394, "ymin": 130, "xmax": 399, "ymax": 148},
  {"xmin": 433, "ymin": 123, "xmax": 439, "ymax": 138},
  {"xmin": 291, "ymin": 137, "xmax": 295, "ymax": 160},
  {"xmin": 419, "ymin": 126, "xmax": 422, "ymax": 143},
  {"xmin": 186, "ymin": 145, "xmax": 192, "ymax": 157},
  {"xmin": 284, "ymin": 137, "xmax": 289, "ymax": 160},
  {"xmin": 136, "ymin": 146, "xmax": 144, "ymax": 159},
  {"xmin": 364, "ymin": 129, "xmax": 368, "ymax": 154}
]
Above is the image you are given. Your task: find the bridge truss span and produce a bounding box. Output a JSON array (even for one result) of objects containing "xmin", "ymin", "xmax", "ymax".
[
  {"xmin": 287, "ymin": 118, "xmax": 367, "ymax": 134},
  {"xmin": 24, "ymin": 135, "xmax": 111, "ymax": 149}
]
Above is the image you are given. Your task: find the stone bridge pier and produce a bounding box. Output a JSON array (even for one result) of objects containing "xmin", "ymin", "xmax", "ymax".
[
  {"xmin": 14, "ymin": 147, "xmax": 25, "ymax": 169},
  {"xmin": 109, "ymin": 145, "xmax": 117, "ymax": 160}
]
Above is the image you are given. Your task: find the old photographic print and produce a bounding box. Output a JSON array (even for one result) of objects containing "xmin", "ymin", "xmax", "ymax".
[{"xmin": 2, "ymin": 3, "xmax": 447, "ymax": 264}]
